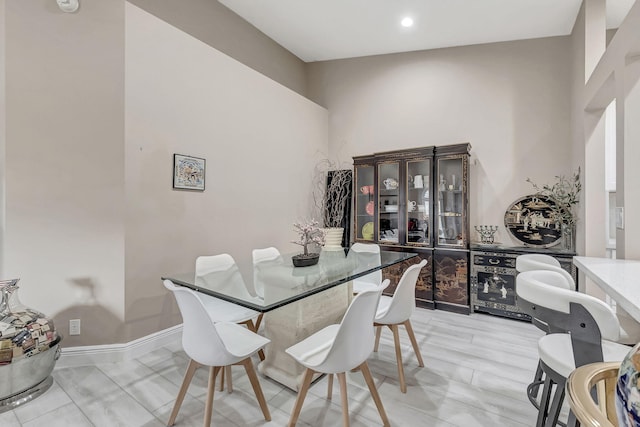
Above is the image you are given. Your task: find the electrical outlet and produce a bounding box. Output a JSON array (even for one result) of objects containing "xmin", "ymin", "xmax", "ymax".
[{"xmin": 69, "ymin": 319, "xmax": 81, "ymax": 336}]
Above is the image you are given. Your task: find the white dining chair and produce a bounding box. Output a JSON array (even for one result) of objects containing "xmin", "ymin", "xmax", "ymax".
[
  {"xmin": 373, "ymin": 259, "xmax": 427, "ymax": 393},
  {"xmin": 348, "ymin": 242, "xmax": 383, "ymax": 294},
  {"xmin": 163, "ymin": 280, "xmax": 271, "ymax": 427},
  {"xmin": 516, "ymin": 270, "xmax": 632, "ymax": 427},
  {"xmin": 285, "ymin": 281, "xmax": 391, "ymax": 427},
  {"xmin": 194, "ymin": 254, "xmax": 265, "ymax": 391},
  {"xmin": 251, "ymin": 247, "xmax": 281, "ymax": 299}
]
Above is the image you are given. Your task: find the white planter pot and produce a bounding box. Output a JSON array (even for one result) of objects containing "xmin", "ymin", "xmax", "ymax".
[{"xmin": 323, "ymin": 227, "xmax": 344, "ymax": 251}]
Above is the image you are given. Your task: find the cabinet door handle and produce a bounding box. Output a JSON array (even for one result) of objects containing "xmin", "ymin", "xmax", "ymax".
[{"xmin": 488, "ymin": 258, "xmax": 500, "ymax": 265}]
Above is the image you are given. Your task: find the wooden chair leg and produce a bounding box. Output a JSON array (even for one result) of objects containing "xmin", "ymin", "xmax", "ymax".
[
  {"xmin": 167, "ymin": 359, "xmax": 199, "ymax": 426},
  {"xmin": 225, "ymin": 365, "xmax": 233, "ymax": 393},
  {"xmin": 391, "ymin": 324, "xmax": 407, "ymax": 393},
  {"xmin": 244, "ymin": 320, "xmax": 266, "ymax": 361},
  {"xmin": 337, "ymin": 372, "xmax": 350, "ymax": 427},
  {"xmin": 374, "ymin": 325, "xmax": 382, "ymax": 352},
  {"xmin": 327, "ymin": 373, "xmax": 334, "ymax": 400},
  {"xmin": 255, "ymin": 313, "xmax": 264, "ymax": 331},
  {"xmin": 242, "ymin": 357, "xmax": 271, "ymax": 421},
  {"xmin": 218, "ymin": 365, "xmax": 225, "ymax": 392},
  {"xmin": 204, "ymin": 366, "xmax": 221, "ymax": 427},
  {"xmin": 288, "ymin": 368, "xmax": 315, "ymax": 427},
  {"xmin": 359, "ymin": 361, "xmax": 390, "ymax": 427},
  {"xmin": 403, "ymin": 320, "xmax": 424, "ymax": 367}
]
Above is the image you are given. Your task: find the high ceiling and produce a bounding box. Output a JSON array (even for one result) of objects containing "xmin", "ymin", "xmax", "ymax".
[{"xmin": 219, "ymin": 0, "xmax": 636, "ymax": 62}]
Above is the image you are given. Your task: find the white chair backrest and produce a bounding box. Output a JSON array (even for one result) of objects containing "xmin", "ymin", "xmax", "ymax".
[
  {"xmin": 516, "ymin": 254, "xmax": 574, "ymax": 289},
  {"xmin": 252, "ymin": 247, "xmax": 281, "ymax": 298},
  {"xmin": 163, "ymin": 279, "xmax": 236, "ymax": 366},
  {"xmin": 349, "ymin": 243, "xmax": 382, "ymax": 285},
  {"xmin": 319, "ymin": 280, "xmax": 387, "ymax": 373},
  {"xmin": 516, "ymin": 270, "xmax": 621, "ymax": 341},
  {"xmin": 379, "ymin": 259, "xmax": 427, "ymax": 325},
  {"xmin": 195, "ymin": 254, "xmax": 254, "ymax": 300}
]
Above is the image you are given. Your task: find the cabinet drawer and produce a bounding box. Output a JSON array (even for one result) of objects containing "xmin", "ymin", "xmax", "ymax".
[{"xmin": 472, "ymin": 253, "xmax": 516, "ymax": 269}]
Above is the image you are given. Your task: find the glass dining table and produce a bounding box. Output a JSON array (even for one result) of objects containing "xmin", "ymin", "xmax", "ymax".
[{"xmin": 162, "ymin": 249, "xmax": 417, "ymax": 390}]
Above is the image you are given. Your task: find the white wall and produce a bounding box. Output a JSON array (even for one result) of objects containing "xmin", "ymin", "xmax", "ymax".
[
  {"xmin": 1, "ymin": 1, "xmax": 327, "ymax": 346},
  {"xmin": 307, "ymin": 37, "xmax": 573, "ymax": 245},
  {"xmin": 3, "ymin": 0, "xmax": 126, "ymax": 346},
  {"xmin": 124, "ymin": 3, "xmax": 328, "ymax": 338},
  {"xmin": 1, "ymin": 1, "xmax": 6, "ymax": 276}
]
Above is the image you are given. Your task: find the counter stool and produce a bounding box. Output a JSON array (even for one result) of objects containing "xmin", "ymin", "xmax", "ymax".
[
  {"xmin": 566, "ymin": 361, "xmax": 619, "ymax": 427},
  {"xmin": 516, "ymin": 253, "xmax": 640, "ymax": 344},
  {"xmin": 516, "ymin": 254, "xmax": 575, "ymax": 403},
  {"xmin": 516, "ymin": 270, "xmax": 631, "ymax": 427}
]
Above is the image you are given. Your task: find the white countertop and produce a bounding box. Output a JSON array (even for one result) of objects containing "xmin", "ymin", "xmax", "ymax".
[{"xmin": 573, "ymin": 256, "xmax": 640, "ymax": 322}]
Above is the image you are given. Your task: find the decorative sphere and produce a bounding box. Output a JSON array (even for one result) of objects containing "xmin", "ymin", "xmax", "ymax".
[{"xmin": 616, "ymin": 342, "xmax": 640, "ymax": 426}]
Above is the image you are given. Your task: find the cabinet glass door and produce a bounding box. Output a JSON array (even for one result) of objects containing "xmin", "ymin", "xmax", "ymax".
[
  {"xmin": 406, "ymin": 159, "xmax": 431, "ymax": 246},
  {"xmin": 354, "ymin": 164, "xmax": 375, "ymax": 241},
  {"xmin": 436, "ymin": 156, "xmax": 466, "ymax": 247},
  {"xmin": 378, "ymin": 162, "xmax": 400, "ymax": 244}
]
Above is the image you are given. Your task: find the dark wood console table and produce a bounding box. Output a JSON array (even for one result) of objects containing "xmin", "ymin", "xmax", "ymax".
[{"xmin": 470, "ymin": 244, "xmax": 577, "ymax": 321}]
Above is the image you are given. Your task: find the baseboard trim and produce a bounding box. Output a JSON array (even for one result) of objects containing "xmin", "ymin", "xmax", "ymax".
[{"xmin": 55, "ymin": 324, "xmax": 183, "ymax": 368}]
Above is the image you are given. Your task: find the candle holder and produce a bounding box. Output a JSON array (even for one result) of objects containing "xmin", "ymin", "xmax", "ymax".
[{"xmin": 474, "ymin": 225, "xmax": 498, "ymax": 244}]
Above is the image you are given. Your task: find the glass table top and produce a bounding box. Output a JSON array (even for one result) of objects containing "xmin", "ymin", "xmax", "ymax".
[{"xmin": 162, "ymin": 250, "xmax": 417, "ymax": 312}]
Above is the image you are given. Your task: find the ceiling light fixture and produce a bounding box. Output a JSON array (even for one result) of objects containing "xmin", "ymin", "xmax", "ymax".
[
  {"xmin": 57, "ymin": 0, "xmax": 79, "ymax": 13},
  {"xmin": 401, "ymin": 17, "xmax": 414, "ymax": 28}
]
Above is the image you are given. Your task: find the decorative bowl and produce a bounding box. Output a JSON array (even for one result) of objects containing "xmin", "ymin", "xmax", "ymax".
[
  {"xmin": 292, "ymin": 253, "xmax": 320, "ymax": 267},
  {"xmin": 616, "ymin": 342, "xmax": 640, "ymax": 426}
]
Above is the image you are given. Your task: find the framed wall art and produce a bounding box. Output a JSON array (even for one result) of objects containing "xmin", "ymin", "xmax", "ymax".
[
  {"xmin": 504, "ymin": 194, "xmax": 563, "ymax": 247},
  {"xmin": 173, "ymin": 154, "xmax": 205, "ymax": 191}
]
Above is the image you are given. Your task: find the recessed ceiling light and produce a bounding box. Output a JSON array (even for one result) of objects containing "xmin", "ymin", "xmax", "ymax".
[{"xmin": 401, "ymin": 17, "xmax": 414, "ymax": 28}]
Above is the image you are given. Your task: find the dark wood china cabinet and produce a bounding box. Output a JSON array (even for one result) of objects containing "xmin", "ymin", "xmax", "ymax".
[{"xmin": 353, "ymin": 143, "xmax": 472, "ymax": 314}]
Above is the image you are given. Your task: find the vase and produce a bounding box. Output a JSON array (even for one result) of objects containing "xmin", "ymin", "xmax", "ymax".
[
  {"xmin": 292, "ymin": 253, "xmax": 320, "ymax": 267},
  {"xmin": 323, "ymin": 227, "xmax": 344, "ymax": 251},
  {"xmin": 616, "ymin": 342, "xmax": 640, "ymax": 426},
  {"xmin": 0, "ymin": 278, "xmax": 62, "ymax": 412},
  {"xmin": 561, "ymin": 223, "xmax": 575, "ymax": 252}
]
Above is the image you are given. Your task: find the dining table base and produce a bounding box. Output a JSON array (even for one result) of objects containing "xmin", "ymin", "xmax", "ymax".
[{"xmin": 257, "ymin": 283, "xmax": 353, "ymax": 390}]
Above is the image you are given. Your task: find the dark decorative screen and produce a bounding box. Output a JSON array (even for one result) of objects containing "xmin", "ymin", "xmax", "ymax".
[{"xmin": 504, "ymin": 195, "xmax": 562, "ymax": 248}]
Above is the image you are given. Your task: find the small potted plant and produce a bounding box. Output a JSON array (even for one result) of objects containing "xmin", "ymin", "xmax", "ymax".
[{"xmin": 291, "ymin": 219, "xmax": 326, "ymax": 267}]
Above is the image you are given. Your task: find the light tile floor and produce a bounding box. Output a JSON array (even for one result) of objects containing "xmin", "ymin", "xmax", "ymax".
[{"xmin": 0, "ymin": 308, "xmax": 547, "ymax": 426}]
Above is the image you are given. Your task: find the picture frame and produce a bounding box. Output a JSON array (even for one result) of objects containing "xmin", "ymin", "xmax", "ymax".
[{"xmin": 173, "ymin": 154, "xmax": 205, "ymax": 191}]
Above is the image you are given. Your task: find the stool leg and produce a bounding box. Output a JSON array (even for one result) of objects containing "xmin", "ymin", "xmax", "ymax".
[
  {"xmin": 530, "ymin": 360, "xmax": 544, "ymax": 399},
  {"xmin": 545, "ymin": 377, "xmax": 566, "ymax": 427},
  {"xmin": 537, "ymin": 374, "xmax": 553, "ymax": 427}
]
